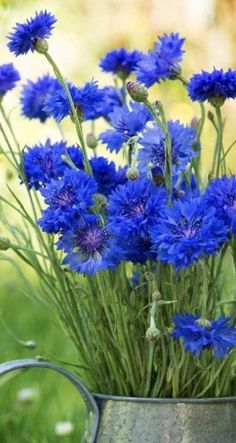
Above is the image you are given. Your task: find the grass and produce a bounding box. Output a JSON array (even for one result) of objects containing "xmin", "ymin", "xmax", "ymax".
[{"xmin": 0, "ymin": 266, "xmax": 86, "ymax": 443}]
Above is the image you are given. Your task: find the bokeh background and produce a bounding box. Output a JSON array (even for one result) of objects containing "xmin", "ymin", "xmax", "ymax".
[{"xmin": 0, "ymin": 0, "xmax": 236, "ymax": 441}]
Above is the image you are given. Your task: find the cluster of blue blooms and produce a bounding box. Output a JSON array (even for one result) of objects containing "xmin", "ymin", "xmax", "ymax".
[{"xmin": 4, "ymin": 10, "xmax": 236, "ymax": 359}]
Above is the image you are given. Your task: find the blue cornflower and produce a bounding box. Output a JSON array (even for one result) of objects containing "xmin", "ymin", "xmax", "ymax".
[
  {"xmin": 99, "ymin": 103, "xmax": 152, "ymax": 152},
  {"xmin": 38, "ymin": 169, "xmax": 97, "ymax": 233},
  {"xmin": 7, "ymin": 10, "xmax": 56, "ymax": 56},
  {"xmin": 138, "ymin": 120, "xmax": 196, "ymax": 176},
  {"xmin": 204, "ymin": 176, "xmax": 236, "ymax": 234},
  {"xmin": 0, "ymin": 63, "xmax": 20, "ymax": 97},
  {"xmin": 90, "ymin": 156, "xmax": 127, "ymax": 196},
  {"xmin": 22, "ymin": 139, "xmax": 84, "ymax": 189},
  {"xmin": 151, "ymin": 197, "xmax": 228, "ymax": 270},
  {"xmin": 136, "ymin": 33, "xmax": 185, "ymax": 87},
  {"xmin": 43, "ymin": 80, "xmax": 104, "ymax": 122},
  {"xmin": 100, "ymin": 48, "xmax": 142, "ymax": 79},
  {"xmin": 20, "ymin": 75, "xmax": 59, "ymax": 122},
  {"xmin": 117, "ymin": 235, "xmax": 154, "ymax": 264},
  {"xmin": 57, "ymin": 220, "xmax": 121, "ymax": 275},
  {"xmin": 188, "ymin": 69, "xmax": 236, "ymax": 105},
  {"xmin": 108, "ymin": 178, "xmax": 166, "ymax": 240},
  {"xmin": 98, "ymin": 86, "xmax": 124, "ymax": 118},
  {"xmin": 172, "ymin": 313, "xmax": 236, "ymax": 358}
]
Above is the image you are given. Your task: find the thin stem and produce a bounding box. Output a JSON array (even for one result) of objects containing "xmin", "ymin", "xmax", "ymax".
[
  {"xmin": 214, "ymin": 106, "xmax": 224, "ymax": 177},
  {"xmin": 44, "ymin": 52, "xmax": 91, "ymax": 175}
]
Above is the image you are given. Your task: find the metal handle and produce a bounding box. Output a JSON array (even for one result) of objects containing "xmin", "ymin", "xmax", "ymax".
[{"xmin": 0, "ymin": 359, "xmax": 100, "ymax": 442}]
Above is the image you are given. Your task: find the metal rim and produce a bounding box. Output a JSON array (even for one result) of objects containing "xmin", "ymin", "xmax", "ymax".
[{"xmin": 93, "ymin": 393, "xmax": 236, "ymax": 404}]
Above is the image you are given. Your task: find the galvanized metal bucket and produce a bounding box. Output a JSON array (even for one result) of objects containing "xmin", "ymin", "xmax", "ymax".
[{"xmin": 0, "ymin": 359, "xmax": 235, "ymax": 443}]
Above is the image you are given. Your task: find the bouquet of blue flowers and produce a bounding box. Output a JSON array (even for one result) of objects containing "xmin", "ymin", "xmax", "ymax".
[{"xmin": 0, "ymin": 10, "xmax": 236, "ymax": 398}]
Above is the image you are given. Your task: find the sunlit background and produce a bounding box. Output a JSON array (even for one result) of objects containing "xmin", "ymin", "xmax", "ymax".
[{"xmin": 0, "ymin": 0, "xmax": 236, "ymax": 441}]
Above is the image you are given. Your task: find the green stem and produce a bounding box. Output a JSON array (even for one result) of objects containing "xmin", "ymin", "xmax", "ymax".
[
  {"xmin": 214, "ymin": 106, "xmax": 224, "ymax": 177},
  {"xmin": 44, "ymin": 52, "xmax": 91, "ymax": 175}
]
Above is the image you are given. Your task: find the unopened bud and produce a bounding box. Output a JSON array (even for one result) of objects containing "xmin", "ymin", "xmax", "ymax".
[
  {"xmin": 0, "ymin": 236, "xmax": 11, "ymax": 250},
  {"xmin": 152, "ymin": 290, "xmax": 161, "ymax": 302},
  {"xmin": 146, "ymin": 326, "xmax": 160, "ymax": 342},
  {"xmin": 207, "ymin": 110, "xmax": 215, "ymax": 122},
  {"xmin": 34, "ymin": 38, "xmax": 48, "ymax": 54},
  {"xmin": 94, "ymin": 193, "xmax": 108, "ymax": 211},
  {"xmin": 127, "ymin": 167, "xmax": 140, "ymax": 181},
  {"xmin": 86, "ymin": 133, "xmax": 97, "ymax": 149},
  {"xmin": 191, "ymin": 116, "xmax": 200, "ymax": 129},
  {"xmin": 126, "ymin": 81, "xmax": 148, "ymax": 102}
]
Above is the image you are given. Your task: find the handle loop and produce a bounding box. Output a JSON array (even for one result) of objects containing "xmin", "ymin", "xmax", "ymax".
[{"xmin": 0, "ymin": 359, "xmax": 99, "ymax": 443}]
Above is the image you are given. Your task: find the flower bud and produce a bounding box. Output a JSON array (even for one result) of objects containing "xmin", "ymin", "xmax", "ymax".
[
  {"xmin": 34, "ymin": 38, "xmax": 48, "ymax": 54},
  {"xmin": 0, "ymin": 236, "xmax": 11, "ymax": 250},
  {"xmin": 146, "ymin": 326, "xmax": 160, "ymax": 342},
  {"xmin": 127, "ymin": 167, "xmax": 140, "ymax": 181},
  {"xmin": 209, "ymin": 96, "xmax": 225, "ymax": 108},
  {"xmin": 207, "ymin": 110, "xmax": 215, "ymax": 122},
  {"xmin": 126, "ymin": 81, "xmax": 148, "ymax": 102},
  {"xmin": 86, "ymin": 133, "xmax": 97, "ymax": 149},
  {"xmin": 190, "ymin": 116, "xmax": 200, "ymax": 129},
  {"xmin": 152, "ymin": 290, "xmax": 161, "ymax": 302}
]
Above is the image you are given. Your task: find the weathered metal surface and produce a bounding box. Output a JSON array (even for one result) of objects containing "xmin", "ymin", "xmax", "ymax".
[
  {"xmin": 1, "ymin": 360, "xmax": 235, "ymax": 443},
  {"xmin": 92, "ymin": 394, "xmax": 236, "ymax": 443}
]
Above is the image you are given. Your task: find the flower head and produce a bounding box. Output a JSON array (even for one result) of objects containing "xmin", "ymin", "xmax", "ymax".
[
  {"xmin": 138, "ymin": 120, "xmax": 196, "ymax": 177},
  {"xmin": 20, "ymin": 75, "xmax": 59, "ymax": 122},
  {"xmin": 90, "ymin": 156, "xmax": 127, "ymax": 196},
  {"xmin": 188, "ymin": 69, "xmax": 236, "ymax": 105},
  {"xmin": 172, "ymin": 313, "xmax": 236, "ymax": 358},
  {"xmin": 151, "ymin": 197, "xmax": 228, "ymax": 270},
  {"xmin": 204, "ymin": 176, "xmax": 236, "ymax": 234},
  {"xmin": 0, "ymin": 63, "xmax": 20, "ymax": 97},
  {"xmin": 38, "ymin": 169, "xmax": 97, "ymax": 233},
  {"xmin": 136, "ymin": 33, "xmax": 185, "ymax": 87},
  {"xmin": 99, "ymin": 103, "xmax": 152, "ymax": 152},
  {"xmin": 100, "ymin": 48, "xmax": 142, "ymax": 79},
  {"xmin": 57, "ymin": 220, "xmax": 121, "ymax": 274},
  {"xmin": 97, "ymin": 86, "xmax": 124, "ymax": 118},
  {"xmin": 22, "ymin": 139, "xmax": 84, "ymax": 189},
  {"xmin": 43, "ymin": 80, "xmax": 104, "ymax": 122},
  {"xmin": 7, "ymin": 10, "xmax": 56, "ymax": 56},
  {"xmin": 108, "ymin": 178, "xmax": 166, "ymax": 240}
]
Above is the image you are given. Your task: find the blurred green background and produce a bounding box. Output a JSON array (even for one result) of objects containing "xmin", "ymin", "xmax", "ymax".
[{"xmin": 0, "ymin": 0, "xmax": 236, "ymax": 441}]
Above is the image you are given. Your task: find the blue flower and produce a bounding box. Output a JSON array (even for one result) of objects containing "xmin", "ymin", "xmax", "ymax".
[
  {"xmin": 108, "ymin": 178, "xmax": 166, "ymax": 240},
  {"xmin": 99, "ymin": 103, "xmax": 152, "ymax": 152},
  {"xmin": 204, "ymin": 176, "xmax": 236, "ymax": 234},
  {"xmin": 172, "ymin": 313, "xmax": 236, "ymax": 358},
  {"xmin": 138, "ymin": 120, "xmax": 197, "ymax": 176},
  {"xmin": 100, "ymin": 48, "xmax": 142, "ymax": 79},
  {"xmin": 188, "ymin": 69, "xmax": 236, "ymax": 104},
  {"xmin": 43, "ymin": 80, "xmax": 104, "ymax": 122},
  {"xmin": 20, "ymin": 75, "xmax": 59, "ymax": 122},
  {"xmin": 151, "ymin": 197, "xmax": 228, "ymax": 270},
  {"xmin": 90, "ymin": 156, "xmax": 127, "ymax": 196},
  {"xmin": 7, "ymin": 10, "xmax": 56, "ymax": 56},
  {"xmin": 98, "ymin": 86, "xmax": 124, "ymax": 118},
  {"xmin": 38, "ymin": 169, "xmax": 97, "ymax": 233},
  {"xmin": 136, "ymin": 33, "xmax": 185, "ymax": 87},
  {"xmin": 0, "ymin": 63, "xmax": 20, "ymax": 97},
  {"xmin": 22, "ymin": 139, "xmax": 84, "ymax": 189},
  {"xmin": 57, "ymin": 220, "xmax": 121, "ymax": 275},
  {"xmin": 117, "ymin": 236, "xmax": 154, "ymax": 264}
]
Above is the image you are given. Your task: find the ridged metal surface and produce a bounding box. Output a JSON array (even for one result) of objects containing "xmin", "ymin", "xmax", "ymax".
[{"xmin": 93, "ymin": 395, "xmax": 236, "ymax": 443}]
